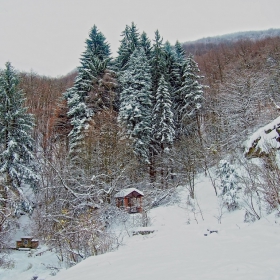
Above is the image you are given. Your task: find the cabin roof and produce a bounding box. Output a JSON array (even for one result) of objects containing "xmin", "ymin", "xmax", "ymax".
[{"xmin": 115, "ymin": 188, "xmax": 144, "ymax": 198}]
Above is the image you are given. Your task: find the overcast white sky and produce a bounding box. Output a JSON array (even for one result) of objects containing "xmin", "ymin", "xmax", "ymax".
[{"xmin": 0, "ymin": 0, "xmax": 279, "ymax": 77}]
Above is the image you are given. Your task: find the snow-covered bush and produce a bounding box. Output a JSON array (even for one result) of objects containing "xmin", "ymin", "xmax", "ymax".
[
  {"xmin": 244, "ymin": 210, "xmax": 258, "ymax": 223},
  {"xmin": 238, "ymin": 148, "xmax": 280, "ymax": 221},
  {"xmin": 0, "ymin": 253, "xmax": 15, "ymax": 269},
  {"xmin": 217, "ymin": 160, "xmax": 240, "ymax": 211}
]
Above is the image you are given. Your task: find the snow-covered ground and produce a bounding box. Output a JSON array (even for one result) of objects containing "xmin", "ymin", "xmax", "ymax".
[
  {"xmin": 244, "ymin": 115, "xmax": 280, "ymax": 154},
  {"xmin": 2, "ymin": 173, "xmax": 279, "ymax": 280},
  {"xmin": 0, "ymin": 214, "xmax": 63, "ymax": 280},
  {"xmin": 0, "ymin": 246, "xmax": 61, "ymax": 280}
]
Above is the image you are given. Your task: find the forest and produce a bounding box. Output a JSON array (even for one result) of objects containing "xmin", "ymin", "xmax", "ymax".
[{"xmin": 1, "ymin": 23, "xmax": 280, "ymax": 267}]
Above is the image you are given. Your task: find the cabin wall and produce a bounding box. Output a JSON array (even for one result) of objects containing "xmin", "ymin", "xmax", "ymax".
[{"xmin": 124, "ymin": 197, "xmax": 129, "ymax": 208}]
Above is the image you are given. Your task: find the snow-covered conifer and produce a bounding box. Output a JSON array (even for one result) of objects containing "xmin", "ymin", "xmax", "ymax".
[
  {"xmin": 173, "ymin": 41, "xmax": 186, "ymax": 90},
  {"xmin": 140, "ymin": 32, "xmax": 152, "ymax": 60},
  {"xmin": 217, "ymin": 160, "xmax": 240, "ymax": 211},
  {"xmin": 152, "ymin": 75, "xmax": 175, "ymax": 152},
  {"xmin": 174, "ymin": 54, "xmax": 203, "ymax": 136},
  {"xmin": 115, "ymin": 22, "xmax": 140, "ymax": 71},
  {"xmin": 174, "ymin": 40, "xmax": 186, "ymax": 62},
  {"xmin": 64, "ymin": 25, "xmax": 111, "ymax": 159},
  {"xmin": 163, "ymin": 41, "xmax": 180, "ymax": 90},
  {"xmin": 0, "ymin": 62, "xmax": 38, "ymax": 194},
  {"xmin": 151, "ymin": 30, "xmax": 166, "ymax": 99},
  {"xmin": 118, "ymin": 48, "xmax": 152, "ymax": 162}
]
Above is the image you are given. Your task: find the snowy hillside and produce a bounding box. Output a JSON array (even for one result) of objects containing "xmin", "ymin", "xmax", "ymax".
[
  {"xmin": 1, "ymin": 172, "xmax": 280, "ymax": 280},
  {"xmin": 2, "ymin": 116, "xmax": 280, "ymax": 280},
  {"xmin": 44, "ymin": 176, "xmax": 280, "ymax": 280},
  {"xmin": 244, "ymin": 116, "xmax": 280, "ymax": 157}
]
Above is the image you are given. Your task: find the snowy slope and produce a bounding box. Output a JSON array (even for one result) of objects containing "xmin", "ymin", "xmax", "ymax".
[
  {"xmin": 0, "ymin": 214, "xmax": 62, "ymax": 280},
  {"xmin": 41, "ymin": 176, "xmax": 280, "ymax": 280},
  {"xmin": 0, "ymin": 247, "xmax": 61, "ymax": 280},
  {"xmin": 244, "ymin": 115, "xmax": 280, "ymax": 155}
]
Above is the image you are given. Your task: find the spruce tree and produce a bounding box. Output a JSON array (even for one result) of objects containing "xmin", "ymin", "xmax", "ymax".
[
  {"xmin": 118, "ymin": 48, "xmax": 152, "ymax": 163},
  {"xmin": 64, "ymin": 25, "xmax": 111, "ymax": 159},
  {"xmin": 0, "ymin": 62, "xmax": 37, "ymax": 204},
  {"xmin": 163, "ymin": 41, "xmax": 180, "ymax": 90},
  {"xmin": 66, "ymin": 88, "xmax": 89, "ymax": 157},
  {"xmin": 173, "ymin": 41, "xmax": 186, "ymax": 90},
  {"xmin": 217, "ymin": 160, "xmax": 240, "ymax": 211},
  {"xmin": 151, "ymin": 30, "xmax": 165, "ymax": 99},
  {"xmin": 152, "ymin": 75, "xmax": 175, "ymax": 152},
  {"xmin": 140, "ymin": 31, "xmax": 152, "ymax": 60},
  {"xmin": 174, "ymin": 41, "xmax": 186, "ymax": 63},
  {"xmin": 174, "ymin": 54, "xmax": 203, "ymax": 137},
  {"xmin": 115, "ymin": 22, "xmax": 140, "ymax": 71}
]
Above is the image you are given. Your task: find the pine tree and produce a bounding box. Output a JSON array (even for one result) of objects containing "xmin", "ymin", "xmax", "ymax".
[
  {"xmin": 0, "ymin": 62, "xmax": 37, "ymax": 208},
  {"xmin": 64, "ymin": 25, "xmax": 111, "ymax": 159},
  {"xmin": 174, "ymin": 54, "xmax": 203, "ymax": 137},
  {"xmin": 118, "ymin": 48, "xmax": 152, "ymax": 163},
  {"xmin": 152, "ymin": 75, "xmax": 175, "ymax": 152}
]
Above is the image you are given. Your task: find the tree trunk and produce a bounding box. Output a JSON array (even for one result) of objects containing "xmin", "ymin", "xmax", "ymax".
[{"xmin": 149, "ymin": 150, "xmax": 156, "ymax": 183}]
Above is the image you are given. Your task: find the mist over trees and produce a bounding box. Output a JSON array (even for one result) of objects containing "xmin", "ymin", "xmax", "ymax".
[{"xmin": 1, "ymin": 24, "xmax": 280, "ymax": 266}]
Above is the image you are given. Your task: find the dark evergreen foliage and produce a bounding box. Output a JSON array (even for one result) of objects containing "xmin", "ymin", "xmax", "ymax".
[
  {"xmin": 151, "ymin": 30, "xmax": 166, "ymax": 99},
  {"xmin": 174, "ymin": 54, "xmax": 203, "ymax": 137},
  {"xmin": 118, "ymin": 48, "xmax": 152, "ymax": 163},
  {"xmin": 140, "ymin": 32, "xmax": 152, "ymax": 60},
  {"xmin": 115, "ymin": 22, "xmax": 140, "ymax": 72},
  {"xmin": 0, "ymin": 62, "xmax": 38, "ymax": 191},
  {"xmin": 152, "ymin": 75, "xmax": 175, "ymax": 152},
  {"xmin": 64, "ymin": 25, "xmax": 111, "ymax": 158},
  {"xmin": 163, "ymin": 41, "xmax": 180, "ymax": 90}
]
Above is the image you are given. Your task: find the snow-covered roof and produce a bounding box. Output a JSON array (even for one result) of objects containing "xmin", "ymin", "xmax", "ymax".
[{"xmin": 115, "ymin": 188, "xmax": 144, "ymax": 198}]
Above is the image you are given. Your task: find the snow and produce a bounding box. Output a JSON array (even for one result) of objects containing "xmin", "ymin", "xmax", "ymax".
[
  {"xmin": 114, "ymin": 188, "xmax": 144, "ymax": 198},
  {"xmin": 45, "ymin": 176, "xmax": 279, "ymax": 280},
  {"xmin": 0, "ymin": 215, "xmax": 61, "ymax": 280},
  {"xmin": 0, "ymin": 246, "xmax": 62, "ymax": 280},
  {"xmin": 244, "ymin": 115, "xmax": 280, "ymax": 153},
  {"xmin": 2, "ymin": 173, "xmax": 280, "ymax": 280}
]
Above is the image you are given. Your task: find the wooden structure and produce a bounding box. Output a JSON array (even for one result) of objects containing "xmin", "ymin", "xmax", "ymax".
[
  {"xmin": 115, "ymin": 188, "xmax": 144, "ymax": 213},
  {"xmin": 16, "ymin": 236, "xmax": 39, "ymax": 249}
]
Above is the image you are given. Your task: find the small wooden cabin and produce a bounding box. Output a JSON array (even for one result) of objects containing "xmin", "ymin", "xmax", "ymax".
[
  {"xmin": 115, "ymin": 188, "xmax": 144, "ymax": 213},
  {"xmin": 16, "ymin": 236, "xmax": 39, "ymax": 249}
]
